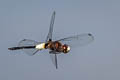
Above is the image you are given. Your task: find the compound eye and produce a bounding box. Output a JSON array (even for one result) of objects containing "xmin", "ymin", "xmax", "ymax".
[
  {"xmin": 62, "ymin": 44, "xmax": 70, "ymax": 53},
  {"xmin": 63, "ymin": 46, "xmax": 66, "ymax": 49}
]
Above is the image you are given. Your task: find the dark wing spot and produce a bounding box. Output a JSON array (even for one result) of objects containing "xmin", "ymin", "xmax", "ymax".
[
  {"xmin": 23, "ymin": 39, "xmax": 27, "ymax": 41},
  {"xmin": 88, "ymin": 33, "xmax": 92, "ymax": 36}
]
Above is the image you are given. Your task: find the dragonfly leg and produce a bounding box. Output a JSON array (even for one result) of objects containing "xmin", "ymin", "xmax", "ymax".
[{"xmin": 49, "ymin": 51, "xmax": 60, "ymax": 54}]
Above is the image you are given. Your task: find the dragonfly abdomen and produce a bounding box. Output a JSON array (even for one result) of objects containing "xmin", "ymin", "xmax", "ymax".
[{"xmin": 8, "ymin": 46, "xmax": 35, "ymax": 50}]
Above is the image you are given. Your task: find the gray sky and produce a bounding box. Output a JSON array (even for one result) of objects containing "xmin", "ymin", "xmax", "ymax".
[{"xmin": 0, "ymin": 0, "xmax": 120, "ymax": 80}]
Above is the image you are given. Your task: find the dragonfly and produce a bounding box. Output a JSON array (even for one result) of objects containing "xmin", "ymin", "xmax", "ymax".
[{"xmin": 8, "ymin": 11, "xmax": 94, "ymax": 69}]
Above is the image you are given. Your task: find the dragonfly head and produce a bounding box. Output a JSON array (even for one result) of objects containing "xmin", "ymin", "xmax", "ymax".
[
  {"xmin": 67, "ymin": 46, "xmax": 71, "ymax": 52},
  {"xmin": 62, "ymin": 44, "xmax": 71, "ymax": 53}
]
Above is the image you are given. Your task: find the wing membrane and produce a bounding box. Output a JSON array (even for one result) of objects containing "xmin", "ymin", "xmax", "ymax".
[
  {"xmin": 57, "ymin": 33, "xmax": 94, "ymax": 48},
  {"xmin": 50, "ymin": 52, "xmax": 58, "ymax": 69},
  {"xmin": 46, "ymin": 11, "xmax": 56, "ymax": 42},
  {"xmin": 18, "ymin": 39, "xmax": 40, "ymax": 56}
]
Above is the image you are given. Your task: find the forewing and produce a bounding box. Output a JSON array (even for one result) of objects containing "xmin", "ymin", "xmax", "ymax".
[
  {"xmin": 50, "ymin": 52, "xmax": 58, "ymax": 69},
  {"xmin": 57, "ymin": 33, "xmax": 94, "ymax": 48},
  {"xmin": 46, "ymin": 11, "xmax": 56, "ymax": 42},
  {"xmin": 18, "ymin": 39, "xmax": 40, "ymax": 56}
]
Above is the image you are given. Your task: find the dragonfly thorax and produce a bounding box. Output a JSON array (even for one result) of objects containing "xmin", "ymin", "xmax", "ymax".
[{"xmin": 45, "ymin": 41, "xmax": 70, "ymax": 53}]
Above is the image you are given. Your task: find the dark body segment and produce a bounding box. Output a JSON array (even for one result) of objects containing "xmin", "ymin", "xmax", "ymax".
[{"xmin": 8, "ymin": 46, "xmax": 35, "ymax": 50}]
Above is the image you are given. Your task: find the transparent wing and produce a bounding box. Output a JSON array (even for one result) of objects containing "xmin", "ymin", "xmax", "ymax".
[
  {"xmin": 18, "ymin": 39, "xmax": 40, "ymax": 56},
  {"xmin": 50, "ymin": 52, "xmax": 58, "ymax": 69},
  {"xmin": 46, "ymin": 11, "xmax": 56, "ymax": 42},
  {"xmin": 57, "ymin": 33, "xmax": 94, "ymax": 48}
]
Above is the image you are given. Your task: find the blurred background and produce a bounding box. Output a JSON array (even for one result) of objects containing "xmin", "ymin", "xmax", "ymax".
[{"xmin": 0, "ymin": 0, "xmax": 120, "ymax": 80}]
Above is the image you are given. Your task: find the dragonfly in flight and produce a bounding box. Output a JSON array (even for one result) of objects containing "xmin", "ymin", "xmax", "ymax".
[{"xmin": 8, "ymin": 11, "xmax": 94, "ymax": 69}]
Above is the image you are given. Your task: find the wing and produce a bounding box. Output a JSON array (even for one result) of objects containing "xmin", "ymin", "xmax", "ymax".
[
  {"xmin": 50, "ymin": 52, "xmax": 58, "ymax": 69},
  {"xmin": 57, "ymin": 33, "xmax": 94, "ymax": 48},
  {"xmin": 46, "ymin": 11, "xmax": 56, "ymax": 42},
  {"xmin": 18, "ymin": 39, "xmax": 40, "ymax": 56}
]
